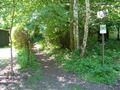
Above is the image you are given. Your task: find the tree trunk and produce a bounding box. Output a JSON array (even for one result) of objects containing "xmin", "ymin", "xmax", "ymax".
[
  {"xmin": 70, "ymin": 0, "xmax": 79, "ymax": 50},
  {"xmin": 70, "ymin": 0, "xmax": 73, "ymax": 50},
  {"xmin": 10, "ymin": 0, "xmax": 15, "ymax": 75},
  {"xmin": 80, "ymin": 0, "xmax": 90, "ymax": 57}
]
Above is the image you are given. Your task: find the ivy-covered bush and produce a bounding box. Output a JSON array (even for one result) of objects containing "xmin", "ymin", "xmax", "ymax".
[
  {"xmin": 12, "ymin": 26, "xmax": 30, "ymax": 50},
  {"xmin": 17, "ymin": 48, "xmax": 39, "ymax": 68}
]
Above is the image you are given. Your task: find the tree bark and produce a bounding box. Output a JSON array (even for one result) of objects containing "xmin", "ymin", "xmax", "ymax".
[
  {"xmin": 70, "ymin": 0, "xmax": 79, "ymax": 50},
  {"xmin": 80, "ymin": 0, "xmax": 90, "ymax": 57},
  {"xmin": 10, "ymin": 0, "xmax": 15, "ymax": 74},
  {"xmin": 70, "ymin": 0, "xmax": 74, "ymax": 50}
]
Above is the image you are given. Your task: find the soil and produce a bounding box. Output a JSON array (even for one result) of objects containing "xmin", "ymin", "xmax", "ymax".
[{"xmin": 0, "ymin": 48, "xmax": 120, "ymax": 90}]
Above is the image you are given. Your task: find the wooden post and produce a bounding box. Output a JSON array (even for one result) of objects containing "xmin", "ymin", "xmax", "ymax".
[{"xmin": 102, "ymin": 34, "xmax": 104, "ymax": 68}]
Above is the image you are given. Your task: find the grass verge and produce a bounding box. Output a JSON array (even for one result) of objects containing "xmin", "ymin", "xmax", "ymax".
[
  {"xmin": 16, "ymin": 48, "xmax": 45, "ymax": 89},
  {"xmin": 48, "ymin": 40, "xmax": 120, "ymax": 85}
]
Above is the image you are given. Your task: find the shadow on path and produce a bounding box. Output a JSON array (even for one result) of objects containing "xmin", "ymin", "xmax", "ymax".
[
  {"xmin": 0, "ymin": 47, "xmax": 120, "ymax": 90},
  {"xmin": 35, "ymin": 51, "xmax": 120, "ymax": 90}
]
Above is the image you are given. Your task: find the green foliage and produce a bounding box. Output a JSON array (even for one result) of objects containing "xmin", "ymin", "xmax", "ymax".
[
  {"xmin": 12, "ymin": 25, "xmax": 30, "ymax": 50},
  {"xmin": 17, "ymin": 48, "xmax": 39, "ymax": 69},
  {"xmin": 37, "ymin": 4, "xmax": 70, "ymax": 48},
  {"xmin": 32, "ymin": 34, "xmax": 44, "ymax": 43},
  {"xmin": 1, "ymin": 0, "xmax": 119, "ymax": 50},
  {"xmin": 17, "ymin": 49, "xmax": 28, "ymax": 68},
  {"xmin": 64, "ymin": 57, "xmax": 118, "ymax": 85},
  {"xmin": 52, "ymin": 40, "xmax": 120, "ymax": 85},
  {"xmin": 17, "ymin": 3, "xmax": 70, "ymax": 48}
]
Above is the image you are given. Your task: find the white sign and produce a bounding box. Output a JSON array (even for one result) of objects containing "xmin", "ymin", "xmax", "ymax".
[
  {"xmin": 97, "ymin": 10, "xmax": 108, "ymax": 18},
  {"xmin": 100, "ymin": 25, "xmax": 107, "ymax": 34},
  {"xmin": 97, "ymin": 11, "xmax": 105, "ymax": 18}
]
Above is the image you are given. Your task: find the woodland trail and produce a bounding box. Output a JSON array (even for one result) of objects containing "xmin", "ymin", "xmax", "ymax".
[
  {"xmin": 0, "ymin": 48, "xmax": 120, "ymax": 90},
  {"xmin": 35, "ymin": 51, "xmax": 120, "ymax": 90}
]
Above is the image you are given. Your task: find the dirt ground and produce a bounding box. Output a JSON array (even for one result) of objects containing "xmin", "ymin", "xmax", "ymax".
[{"xmin": 0, "ymin": 48, "xmax": 120, "ymax": 90}]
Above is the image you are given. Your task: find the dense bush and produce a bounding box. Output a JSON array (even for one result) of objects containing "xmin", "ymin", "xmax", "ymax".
[
  {"xmin": 12, "ymin": 26, "xmax": 30, "ymax": 50},
  {"xmin": 17, "ymin": 48, "xmax": 39, "ymax": 68}
]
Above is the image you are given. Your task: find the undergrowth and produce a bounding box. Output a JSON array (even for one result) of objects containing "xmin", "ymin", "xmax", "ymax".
[
  {"xmin": 16, "ymin": 48, "xmax": 39, "ymax": 70},
  {"xmin": 49, "ymin": 40, "xmax": 120, "ymax": 85},
  {"xmin": 16, "ymin": 48, "xmax": 45, "ymax": 89}
]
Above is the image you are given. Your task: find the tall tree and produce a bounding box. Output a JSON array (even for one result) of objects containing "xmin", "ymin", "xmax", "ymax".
[
  {"xmin": 70, "ymin": 0, "xmax": 79, "ymax": 50},
  {"xmin": 80, "ymin": 0, "xmax": 90, "ymax": 57}
]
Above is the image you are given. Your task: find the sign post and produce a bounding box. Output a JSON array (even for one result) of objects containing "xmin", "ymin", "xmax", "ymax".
[
  {"xmin": 97, "ymin": 10, "xmax": 108, "ymax": 68},
  {"xmin": 100, "ymin": 24, "xmax": 107, "ymax": 68}
]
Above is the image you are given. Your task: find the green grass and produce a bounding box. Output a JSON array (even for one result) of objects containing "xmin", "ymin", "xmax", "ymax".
[
  {"xmin": 16, "ymin": 48, "xmax": 45, "ymax": 89},
  {"xmin": 50, "ymin": 40, "xmax": 120, "ymax": 85}
]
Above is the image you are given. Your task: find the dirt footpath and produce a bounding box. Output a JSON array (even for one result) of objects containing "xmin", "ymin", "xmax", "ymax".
[
  {"xmin": 0, "ymin": 48, "xmax": 120, "ymax": 90},
  {"xmin": 35, "ymin": 51, "xmax": 120, "ymax": 90}
]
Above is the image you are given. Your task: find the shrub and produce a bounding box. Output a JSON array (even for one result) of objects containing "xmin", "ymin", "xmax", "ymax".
[
  {"xmin": 17, "ymin": 48, "xmax": 39, "ymax": 69},
  {"xmin": 12, "ymin": 26, "xmax": 30, "ymax": 50}
]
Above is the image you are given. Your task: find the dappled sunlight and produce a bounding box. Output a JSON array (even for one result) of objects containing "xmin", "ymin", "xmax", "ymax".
[
  {"xmin": 40, "ymin": 57, "xmax": 54, "ymax": 62},
  {"xmin": 0, "ymin": 47, "xmax": 17, "ymax": 75},
  {"xmin": 37, "ymin": 52, "xmax": 91, "ymax": 89},
  {"xmin": 57, "ymin": 76, "xmax": 66, "ymax": 82},
  {"xmin": 35, "ymin": 51, "xmax": 45, "ymax": 56},
  {"xmin": 0, "ymin": 47, "xmax": 21, "ymax": 90},
  {"xmin": 0, "ymin": 64, "xmax": 37, "ymax": 90},
  {"xmin": 48, "ymin": 70, "xmax": 87, "ymax": 87},
  {"xmin": 44, "ymin": 65, "xmax": 49, "ymax": 68},
  {"xmin": 35, "ymin": 51, "xmax": 54, "ymax": 62},
  {"xmin": 34, "ymin": 44, "xmax": 42, "ymax": 49},
  {"xmin": 35, "ymin": 50, "xmax": 90, "ymax": 88}
]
